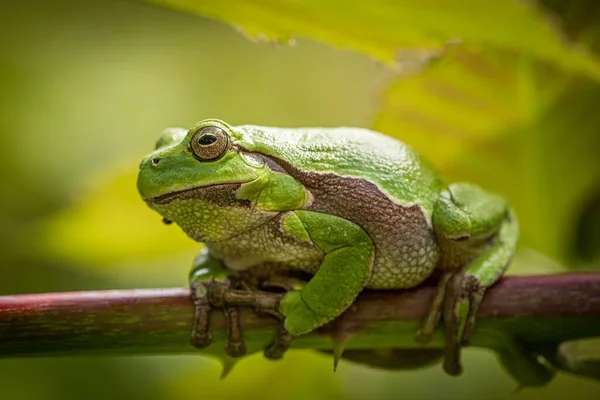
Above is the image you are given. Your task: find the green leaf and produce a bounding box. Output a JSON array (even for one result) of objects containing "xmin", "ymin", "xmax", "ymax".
[
  {"xmin": 374, "ymin": 47, "xmax": 600, "ymax": 265},
  {"xmin": 144, "ymin": 0, "xmax": 600, "ymax": 79},
  {"xmin": 169, "ymin": 352, "xmax": 346, "ymax": 400},
  {"xmin": 548, "ymin": 338, "xmax": 600, "ymax": 382},
  {"xmin": 536, "ymin": 0, "xmax": 600, "ymax": 55},
  {"xmin": 39, "ymin": 163, "xmax": 197, "ymax": 269}
]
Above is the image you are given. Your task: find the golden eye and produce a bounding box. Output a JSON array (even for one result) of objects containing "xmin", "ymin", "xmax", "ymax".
[{"xmin": 190, "ymin": 126, "xmax": 229, "ymax": 161}]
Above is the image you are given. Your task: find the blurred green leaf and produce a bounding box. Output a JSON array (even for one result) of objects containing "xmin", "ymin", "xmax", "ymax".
[
  {"xmin": 537, "ymin": 0, "xmax": 600, "ymax": 55},
  {"xmin": 145, "ymin": 0, "xmax": 600, "ymax": 79},
  {"xmin": 3, "ymin": 0, "xmax": 600, "ymax": 398},
  {"xmin": 39, "ymin": 162, "xmax": 197, "ymax": 268},
  {"xmin": 544, "ymin": 338, "xmax": 600, "ymax": 382},
  {"xmin": 374, "ymin": 47, "xmax": 600, "ymax": 265},
  {"xmin": 167, "ymin": 352, "xmax": 347, "ymax": 400},
  {"xmin": 571, "ymin": 188, "xmax": 600, "ymax": 266}
]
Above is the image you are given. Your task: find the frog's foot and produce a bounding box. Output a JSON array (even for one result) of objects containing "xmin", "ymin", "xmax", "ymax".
[
  {"xmin": 199, "ymin": 279, "xmax": 296, "ymax": 359},
  {"xmin": 257, "ymin": 277, "xmax": 307, "ymax": 359},
  {"xmin": 190, "ymin": 278, "xmax": 248, "ymax": 358},
  {"xmin": 416, "ymin": 271, "xmax": 486, "ymax": 376},
  {"xmin": 442, "ymin": 272, "xmax": 486, "ymax": 376},
  {"xmin": 263, "ymin": 325, "xmax": 295, "ymax": 360}
]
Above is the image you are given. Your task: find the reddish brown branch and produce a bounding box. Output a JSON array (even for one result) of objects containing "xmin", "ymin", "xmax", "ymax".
[{"xmin": 0, "ymin": 273, "xmax": 599, "ymax": 358}]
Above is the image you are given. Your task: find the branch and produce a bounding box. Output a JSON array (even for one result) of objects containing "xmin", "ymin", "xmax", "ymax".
[{"xmin": 1, "ymin": 273, "xmax": 599, "ymax": 360}]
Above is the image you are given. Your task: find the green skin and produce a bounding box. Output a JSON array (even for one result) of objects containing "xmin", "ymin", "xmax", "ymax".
[{"xmin": 137, "ymin": 119, "xmax": 518, "ymax": 376}]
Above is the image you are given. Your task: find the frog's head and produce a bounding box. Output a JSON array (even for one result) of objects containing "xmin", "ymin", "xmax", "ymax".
[
  {"xmin": 137, "ymin": 119, "xmax": 264, "ymax": 200},
  {"xmin": 137, "ymin": 119, "xmax": 271, "ymax": 241}
]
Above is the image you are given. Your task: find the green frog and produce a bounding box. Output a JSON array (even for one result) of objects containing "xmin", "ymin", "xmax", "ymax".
[{"xmin": 137, "ymin": 118, "xmax": 518, "ymax": 376}]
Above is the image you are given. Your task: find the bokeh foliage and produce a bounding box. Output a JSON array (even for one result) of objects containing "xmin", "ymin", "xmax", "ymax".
[
  {"xmin": 146, "ymin": 0, "xmax": 600, "ymax": 268},
  {"xmin": 0, "ymin": 0, "xmax": 599, "ymax": 399}
]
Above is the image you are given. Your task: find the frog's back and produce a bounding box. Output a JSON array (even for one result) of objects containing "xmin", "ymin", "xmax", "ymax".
[
  {"xmin": 233, "ymin": 125, "xmax": 444, "ymax": 215},
  {"xmin": 233, "ymin": 125, "xmax": 444, "ymax": 289}
]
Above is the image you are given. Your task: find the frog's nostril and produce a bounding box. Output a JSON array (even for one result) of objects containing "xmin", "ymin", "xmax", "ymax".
[{"xmin": 151, "ymin": 158, "xmax": 162, "ymax": 166}]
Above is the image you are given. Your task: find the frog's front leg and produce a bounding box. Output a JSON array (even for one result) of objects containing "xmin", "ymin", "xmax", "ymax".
[
  {"xmin": 262, "ymin": 211, "xmax": 375, "ymax": 359},
  {"xmin": 280, "ymin": 210, "xmax": 375, "ymax": 335},
  {"xmin": 422, "ymin": 183, "xmax": 519, "ymax": 376},
  {"xmin": 192, "ymin": 211, "xmax": 374, "ymax": 360}
]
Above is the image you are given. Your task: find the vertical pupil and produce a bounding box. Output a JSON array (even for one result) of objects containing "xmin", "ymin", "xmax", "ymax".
[{"xmin": 199, "ymin": 134, "xmax": 218, "ymax": 145}]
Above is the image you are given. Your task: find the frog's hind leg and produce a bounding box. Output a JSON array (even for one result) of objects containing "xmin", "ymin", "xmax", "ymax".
[
  {"xmin": 423, "ymin": 183, "xmax": 519, "ymax": 376},
  {"xmin": 444, "ymin": 207, "xmax": 518, "ymax": 375}
]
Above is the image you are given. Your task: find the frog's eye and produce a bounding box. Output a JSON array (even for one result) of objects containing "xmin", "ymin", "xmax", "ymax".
[{"xmin": 190, "ymin": 126, "xmax": 229, "ymax": 161}]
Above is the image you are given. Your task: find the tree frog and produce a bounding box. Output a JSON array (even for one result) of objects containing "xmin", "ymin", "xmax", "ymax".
[{"xmin": 137, "ymin": 118, "xmax": 518, "ymax": 376}]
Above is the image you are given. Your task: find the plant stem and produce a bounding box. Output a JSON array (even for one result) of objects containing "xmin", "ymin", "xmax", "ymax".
[{"xmin": 1, "ymin": 273, "xmax": 599, "ymax": 360}]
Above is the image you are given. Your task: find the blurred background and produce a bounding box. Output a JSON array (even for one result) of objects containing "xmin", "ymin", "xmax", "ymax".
[{"xmin": 0, "ymin": 0, "xmax": 599, "ymax": 399}]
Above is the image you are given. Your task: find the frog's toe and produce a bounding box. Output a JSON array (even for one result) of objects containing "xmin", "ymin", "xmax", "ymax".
[
  {"xmin": 443, "ymin": 355, "xmax": 463, "ymax": 377},
  {"xmin": 190, "ymin": 280, "xmax": 214, "ymax": 349},
  {"xmin": 460, "ymin": 275, "xmax": 486, "ymax": 345},
  {"xmin": 264, "ymin": 325, "xmax": 295, "ymax": 360},
  {"xmin": 191, "ymin": 331, "xmax": 212, "ymax": 348},
  {"xmin": 223, "ymin": 305, "xmax": 247, "ymax": 358},
  {"xmin": 226, "ymin": 340, "xmax": 246, "ymax": 358}
]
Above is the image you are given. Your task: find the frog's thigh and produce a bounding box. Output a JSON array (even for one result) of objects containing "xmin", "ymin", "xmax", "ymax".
[
  {"xmin": 461, "ymin": 215, "xmax": 517, "ymax": 285},
  {"xmin": 433, "ymin": 183, "xmax": 519, "ymax": 375},
  {"xmin": 434, "ymin": 182, "xmax": 516, "ymax": 285},
  {"xmin": 279, "ymin": 210, "xmax": 375, "ymax": 335},
  {"xmin": 434, "ymin": 183, "xmax": 518, "ymax": 330}
]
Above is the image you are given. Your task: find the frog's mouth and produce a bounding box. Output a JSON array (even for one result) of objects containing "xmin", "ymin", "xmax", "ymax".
[{"xmin": 145, "ymin": 181, "xmax": 253, "ymax": 206}]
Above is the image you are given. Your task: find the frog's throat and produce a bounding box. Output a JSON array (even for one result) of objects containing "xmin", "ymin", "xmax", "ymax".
[{"xmin": 145, "ymin": 181, "xmax": 255, "ymax": 205}]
